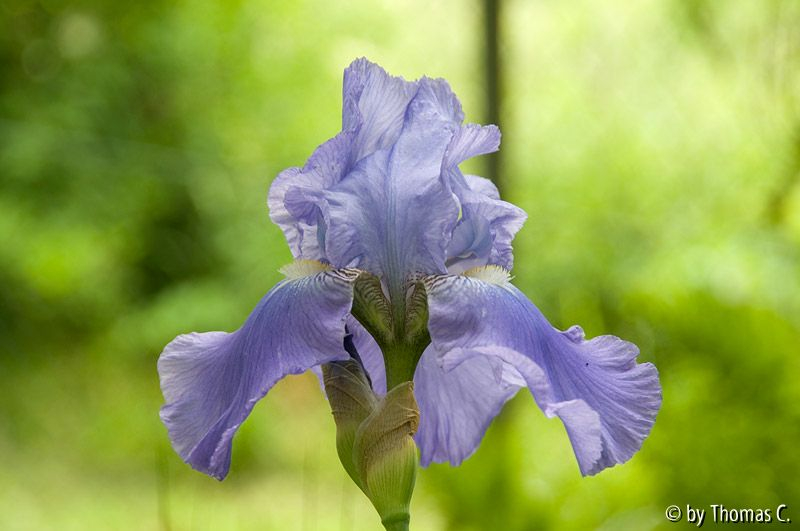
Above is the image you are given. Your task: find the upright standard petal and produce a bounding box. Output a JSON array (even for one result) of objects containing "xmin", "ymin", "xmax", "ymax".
[
  {"xmin": 268, "ymin": 59, "xmax": 418, "ymax": 263},
  {"xmin": 414, "ymin": 344, "xmax": 522, "ymax": 466},
  {"xmin": 342, "ymin": 58, "xmax": 419, "ymax": 160},
  {"xmin": 443, "ymin": 124, "xmax": 499, "ymax": 170},
  {"xmin": 444, "ymin": 173, "xmax": 527, "ymax": 274},
  {"xmin": 322, "ymin": 78, "xmax": 462, "ymax": 287},
  {"xmin": 439, "ymin": 124, "xmax": 526, "ymax": 273},
  {"xmin": 158, "ymin": 266, "xmax": 360, "ymax": 479},
  {"xmin": 268, "ymin": 132, "xmax": 356, "ymax": 261},
  {"xmin": 268, "ymin": 59, "xmax": 511, "ymax": 287},
  {"xmin": 424, "ymin": 269, "xmax": 662, "ymax": 476}
]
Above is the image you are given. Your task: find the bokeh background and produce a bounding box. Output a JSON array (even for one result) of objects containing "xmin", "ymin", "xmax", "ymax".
[{"xmin": 1, "ymin": 0, "xmax": 799, "ymax": 529}]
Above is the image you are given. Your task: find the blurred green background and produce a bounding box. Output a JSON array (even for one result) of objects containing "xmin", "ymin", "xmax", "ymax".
[{"xmin": 1, "ymin": 0, "xmax": 799, "ymax": 529}]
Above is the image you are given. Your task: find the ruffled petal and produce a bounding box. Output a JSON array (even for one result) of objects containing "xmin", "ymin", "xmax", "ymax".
[
  {"xmin": 445, "ymin": 176, "xmax": 526, "ymax": 273},
  {"xmin": 414, "ymin": 344, "xmax": 521, "ymax": 466},
  {"xmin": 342, "ymin": 58, "xmax": 419, "ymax": 160},
  {"xmin": 268, "ymin": 59, "xmax": 516, "ymax": 284},
  {"xmin": 268, "ymin": 59, "xmax": 419, "ymax": 263},
  {"xmin": 323, "ymin": 78, "xmax": 462, "ymax": 287},
  {"xmin": 424, "ymin": 271, "xmax": 662, "ymax": 476},
  {"xmin": 158, "ymin": 267, "xmax": 360, "ymax": 479},
  {"xmin": 443, "ymin": 124, "xmax": 500, "ymax": 170},
  {"xmin": 463, "ymin": 174, "xmax": 501, "ymax": 200},
  {"xmin": 440, "ymin": 125, "xmax": 525, "ymax": 273},
  {"xmin": 267, "ymin": 132, "xmax": 355, "ymax": 260}
]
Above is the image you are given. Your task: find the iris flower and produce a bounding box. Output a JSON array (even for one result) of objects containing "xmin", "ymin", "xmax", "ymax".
[{"xmin": 158, "ymin": 59, "xmax": 661, "ymax": 492}]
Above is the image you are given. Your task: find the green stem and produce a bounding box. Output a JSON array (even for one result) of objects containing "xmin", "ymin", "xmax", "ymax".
[
  {"xmin": 383, "ymin": 343, "xmax": 419, "ymax": 390},
  {"xmin": 382, "ymin": 514, "xmax": 410, "ymax": 531},
  {"xmin": 379, "ymin": 282, "xmax": 429, "ymax": 390}
]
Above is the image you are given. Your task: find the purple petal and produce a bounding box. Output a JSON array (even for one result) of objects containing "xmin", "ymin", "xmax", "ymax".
[
  {"xmin": 445, "ymin": 175, "xmax": 526, "ymax": 273},
  {"xmin": 343, "ymin": 58, "xmax": 419, "ymax": 160},
  {"xmin": 322, "ymin": 78, "xmax": 461, "ymax": 287},
  {"xmin": 443, "ymin": 124, "xmax": 500, "ymax": 170},
  {"xmin": 463, "ymin": 174, "xmax": 501, "ymax": 200},
  {"xmin": 267, "ymin": 59, "xmax": 418, "ymax": 263},
  {"xmin": 268, "ymin": 59, "xmax": 514, "ymax": 284},
  {"xmin": 438, "ymin": 121, "xmax": 525, "ymax": 273},
  {"xmin": 425, "ymin": 272, "xmax": 662, "ymax": 475},
  {"xmin": 158, "ymin": 268, "xmax": 359, "ymax": 479},
  {"xmin": 348, "ymin": 316, "xmax": 387, "ymax": 395},
  {"xmin": 311, "ymin": 317, "xmax": 386, "ymax": 397},
  {"xmin": 268, "ymin": 132, "xmax": 357, "ymax": 260},
  {"xmin": 414, "ymin": 344, "xmax": 521, "ymax": 466}
]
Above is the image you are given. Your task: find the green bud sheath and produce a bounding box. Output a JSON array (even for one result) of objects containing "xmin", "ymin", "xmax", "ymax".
[
  {"xmin": 322, "ymin": 360, "xmax": 379, "ymax": 491},
  {"xmin": 353, "ymin": 382, "xmax": 420, "ymax": 531}
]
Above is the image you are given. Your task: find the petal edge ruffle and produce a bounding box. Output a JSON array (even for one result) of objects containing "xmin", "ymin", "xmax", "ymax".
[
  {"xmin": 158, "ymin": 269, "xmax": 360, "ymax": 479},
  {"xmin": 425, "ymin": 273, "xmax": 661, "ymax": 475}
]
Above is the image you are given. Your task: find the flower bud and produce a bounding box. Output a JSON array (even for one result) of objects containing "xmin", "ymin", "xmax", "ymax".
[
  {"xmin": 353, "ymin": 382, "xmax": 420, "ymax": 531},
  {"xmin": 322, "ymin": 360, "xmax": 379, "ymax": 491}
]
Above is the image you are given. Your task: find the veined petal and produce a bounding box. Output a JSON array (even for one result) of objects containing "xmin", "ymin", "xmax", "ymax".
[
  {"xmin": 268, "ymin": 59, "xmax": 516, "ymax": 284},
  {"xmin": 312, "ymin": 318, "xmax": 387, "ymax": 400},
  {"xmin": 445, "ymin": 175, "xmax": 526, "ymax": 273},
  {"xmin": 343, "ymin": 58, "xmax": 419, "ymax": 160},
  {"xmin": 267, "ymin": 132, "xmax": 355, "ymax": 260},
  {"xmin": 414, "ymin": 344, "xmax": 521, "ymax": 466},
  {"xmin": 158, "ymin": 267, "xmax": 360, "ymax": 480},
  {"xmin": 323, "ymin": 78, "xmax": 461, "ymax": 287},
  {"xmin": 267, "ymin": 59, "xmax": 421, "ymax": 264},
  {"xmin": 441, "ymin": 125, "xmax": 524, "ymax": 274},
  {"xmin": 348, "ymin": 316, "xmax": 387, "ymax": 396},
  {"xmin": 463, "ymin": 175, "xmax": 501, "ymax": 200},
  {"xmin": 443, "ymin": 124, "xmax": 500, "ymax": 170},
  {"xmin": 425, "ymin": 271, "xmax": 662, "ymax": 476}
]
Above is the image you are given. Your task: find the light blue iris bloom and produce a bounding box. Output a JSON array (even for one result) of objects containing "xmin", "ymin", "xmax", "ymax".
[{"xmin": 158, "ymin": 58, "xmax": 662, "ymax": 482}]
